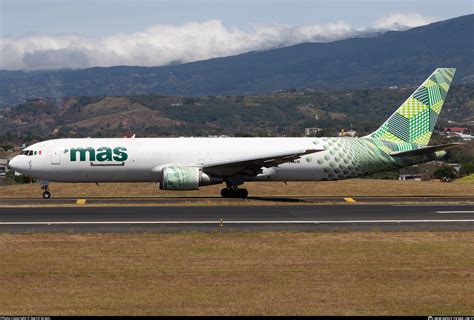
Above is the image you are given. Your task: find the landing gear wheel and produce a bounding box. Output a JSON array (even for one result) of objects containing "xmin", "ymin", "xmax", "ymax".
[
  {"xmin": 220, "ymin": 188, "xmax": 248, "ymax": 199},
  {"xmin": 237, "ymin": 189, "xmax": 248, "ymax": 199},
  {"xmin": 40, "ymin": 181, "xmax": 50, "ymax": 199},
  {"xmin": 221, "ymin": 188, "xmax": 231, "ymax": 198}
]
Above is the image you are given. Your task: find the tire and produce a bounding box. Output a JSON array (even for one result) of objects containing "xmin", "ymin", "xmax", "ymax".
[
  {"xmin": 43, "ymin": 191, "xmax": 51, "ymax": 199},
  {"xmin": 222, "ymin": 188, "xmax": 248, "ymax": 198},
  {"xmin": 221, "ymin": 188, "xmax": 230, "ymax": 198},
  {"xmin": 238, "ymin": 189, "xmax": 249, "ymax": 199}
]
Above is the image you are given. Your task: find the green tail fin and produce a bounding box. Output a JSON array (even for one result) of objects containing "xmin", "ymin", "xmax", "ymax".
[{"xmin": 369, "ymin": 68, "xmax": 456, "ymax": 146}]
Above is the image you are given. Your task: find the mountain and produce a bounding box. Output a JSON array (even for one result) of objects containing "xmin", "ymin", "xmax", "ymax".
[{"xmin": 0, "ymin": 14, "xmax": 473, "ymax": 107}]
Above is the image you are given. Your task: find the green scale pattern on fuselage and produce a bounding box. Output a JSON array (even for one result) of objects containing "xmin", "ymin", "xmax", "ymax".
[{"xmin": 310, "ymin": 137, "xmax": 433, "ymax": 181}]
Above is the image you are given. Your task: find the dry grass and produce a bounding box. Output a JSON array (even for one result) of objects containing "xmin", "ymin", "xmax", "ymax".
[
  {"xmin": 0, "ymin": 232, "xmax": 473, "ymax": 315},
  {"xmin": 457, "ymin": 174, "xmax": 474, "ymax": 184},
  {"xmin": 1, "ymin": 179, "xmax": 473, "ymax": 198}
]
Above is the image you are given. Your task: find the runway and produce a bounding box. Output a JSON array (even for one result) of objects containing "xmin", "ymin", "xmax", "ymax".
[
  {"xmin": 1, "ymin": 195, "xmax": 473, "ymax": 205},
  {"xmin": 1, "ymin": 204, "xmax": 474, "ymax": 232}
]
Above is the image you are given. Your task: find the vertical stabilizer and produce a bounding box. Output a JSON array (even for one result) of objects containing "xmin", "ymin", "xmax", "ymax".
[{"xmin": 369, "ymin": 68, "xmax": 455, "ymax": 146}]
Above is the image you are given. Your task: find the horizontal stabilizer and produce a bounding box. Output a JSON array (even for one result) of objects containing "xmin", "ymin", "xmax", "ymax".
[{"xmin": 390, "ymin": 143, "xmax": 463, "ymax": 157}]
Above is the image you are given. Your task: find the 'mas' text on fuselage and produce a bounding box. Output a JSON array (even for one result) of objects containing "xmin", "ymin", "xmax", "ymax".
[{"xmin": 69, "ymin": 147, "xmax": 128, "ymax": 162}]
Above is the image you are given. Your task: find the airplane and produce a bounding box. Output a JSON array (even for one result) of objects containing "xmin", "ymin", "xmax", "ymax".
[{"xmin": 8, "ymin": 68, "xmax": 462, "ymax": 199}]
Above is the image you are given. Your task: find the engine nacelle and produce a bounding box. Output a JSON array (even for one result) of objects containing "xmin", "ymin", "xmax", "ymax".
[
  {"xmin": 159, "ymin": 166, "xmax": 222, "ymax": 190},
  {"xmin": 434, "ymin": 150, "xmax": 447, "ymax": 159}
]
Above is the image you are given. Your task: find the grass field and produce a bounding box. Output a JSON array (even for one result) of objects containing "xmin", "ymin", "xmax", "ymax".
[
  {"xmin": 0, "ymin": 232, "xmax": 473, "ymax": 315},
  {"xmin": 1, "ymin": 179, "xmax": 473, "ymax": 198},
  {"xmin": 457, "ymin": 174, "xmax": 474, "ymax": 184}
]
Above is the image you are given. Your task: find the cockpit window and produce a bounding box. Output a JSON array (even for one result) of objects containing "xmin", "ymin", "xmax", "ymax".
[{"xmin": 22, "ymin": 150, "xmax": 34, "ymax": 156}]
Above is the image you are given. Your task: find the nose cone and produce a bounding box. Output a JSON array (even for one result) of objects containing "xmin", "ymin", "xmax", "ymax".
[{"xmin": 8, "ymin": 156, "xmax": 26, "ymax": 173}]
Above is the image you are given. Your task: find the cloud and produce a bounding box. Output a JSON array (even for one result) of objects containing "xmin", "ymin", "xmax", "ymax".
[
  {"xmin": 374, "ymin": 13, "xmax": 437, "ymax": 30},
  {"xmin": 0, "ymin": 13, "xmax": 437, "ymax": 70}
]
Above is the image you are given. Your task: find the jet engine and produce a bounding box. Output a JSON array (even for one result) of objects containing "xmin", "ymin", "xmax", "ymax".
[
  {"xmin": 159, "ymin": 166, "xmax": 222, "ymax": 190},
  {"xmin": 434, "ymin": 151, "xmax": 447, "ymax": 159}
]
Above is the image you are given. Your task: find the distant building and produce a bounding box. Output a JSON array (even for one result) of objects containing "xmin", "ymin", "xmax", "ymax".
[
  {"xmin": 414, "ymin": 161, "xmax": 462, "ymax": 178},
  {"xmin": 398, "ymin": 174, "xmax": 423, "ymax": 181},
  {"xmin": 446, "ymin": 162, "xmax": 462, "ymax": 173},
  {"xmin": 304, "ymin": 127, "xmax": 322, "ymax": 136},
  {"xmin": 451, "ymin": 132, "xmax": 473, "ymax": 141},
  {"xmin": 442, "ymin": 127, "xmax": 468, "ymax": 133},
  {"xmin": 338, "ymin": 129, "xmax": 357, "ymax": 137},
  {"xmin": 0, "ymin": 158, "xmax": 9, "ymax": 177},
  {"xmin": 398, "ymin": 173, "xmax": 432, "ymax": 181},
  {"xmin": 441, "ymin": 127, "xmax": 473, "ymax": 140}
]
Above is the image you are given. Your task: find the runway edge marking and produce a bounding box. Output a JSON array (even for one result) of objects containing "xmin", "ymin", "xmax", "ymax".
[
  {"xmin": 436, "ymin": 211, "xmax": 474, "ymax": 213},
  {"xmin": 1, "ymin": 219, "xmax": 474, "ymax": 225}
]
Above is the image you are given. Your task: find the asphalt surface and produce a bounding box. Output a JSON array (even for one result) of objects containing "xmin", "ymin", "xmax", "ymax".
[
  {"xmin": 0, "ymin": 204, "xmax": 473, "ymax": 232},
  {"xmin": 1, "ymin": 195, "xmax": 473, "ymax": 205}
]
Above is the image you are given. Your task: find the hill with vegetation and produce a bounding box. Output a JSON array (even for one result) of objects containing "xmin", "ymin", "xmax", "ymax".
[
  {"xmin": 0, "ymin": 14, "xmax": 472, "ymax": 107},
  {"xmin": 0, "ymin": 85, "xmax": 472, "ymax": 144}
]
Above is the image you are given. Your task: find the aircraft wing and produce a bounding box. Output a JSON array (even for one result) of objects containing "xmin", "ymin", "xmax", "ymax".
[
  {"xmin": 200, "ymin": 148, "xmax": 323, "ymax": 176},
  {"xmin": 389, "ymin": 143, "xmax": 463, "ymax": 157}
]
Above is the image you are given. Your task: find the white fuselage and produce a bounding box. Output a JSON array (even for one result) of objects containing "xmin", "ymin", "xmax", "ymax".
[{"xmin": 9, "ymin": 137, "xmax": 334, "ymax": 183}]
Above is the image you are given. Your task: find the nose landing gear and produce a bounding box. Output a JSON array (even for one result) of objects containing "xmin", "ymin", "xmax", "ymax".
[
  {"xmin": 43, "ymin": 190, "xmax": 51, "ymax": 199},
  {"xmin": 41, "ymin": 181, "xmax": 51, "ymax": 199}
]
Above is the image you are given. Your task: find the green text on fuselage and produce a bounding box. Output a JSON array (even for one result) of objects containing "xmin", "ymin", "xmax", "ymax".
[{"xmin": 70, "ymin": 147, "xmax": 128, "ymax": 162}]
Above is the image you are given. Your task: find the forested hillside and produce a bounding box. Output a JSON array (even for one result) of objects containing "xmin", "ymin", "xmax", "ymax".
[{"xmin": 0, "ymin": 85, "xmax": 472, "ymax": 146}]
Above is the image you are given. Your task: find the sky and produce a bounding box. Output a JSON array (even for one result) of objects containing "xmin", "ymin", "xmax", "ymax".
[{"xmin": 0, "ymin": 0, "xmax": 472, "ymax": 70}]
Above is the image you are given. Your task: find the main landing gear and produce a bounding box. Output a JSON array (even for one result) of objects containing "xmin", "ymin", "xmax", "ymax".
[
  {"xmin": 221, "ymin": 178, "xmax": 249, "ymax": 199},
  {"xmin": 41, "ymin": 181, "xmax": 51, "ymax": 199},
  {"xmin": 221, "ymin": 187, "xmax": 249, "ymax": 199}
]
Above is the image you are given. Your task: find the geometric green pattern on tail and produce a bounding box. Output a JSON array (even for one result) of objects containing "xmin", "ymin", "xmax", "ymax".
[{"xmin": 368, "ymin": 68, "xmax": 455, "ymax": 146}]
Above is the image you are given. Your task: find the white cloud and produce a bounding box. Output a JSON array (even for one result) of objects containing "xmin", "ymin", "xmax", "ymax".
[
  {"xmin": 0, "ymin": 13, "xmax": 437, "ymax": 70},
  {"xmin": 374, "ymin": 13, "xmax": 437, "ymax": 30}
]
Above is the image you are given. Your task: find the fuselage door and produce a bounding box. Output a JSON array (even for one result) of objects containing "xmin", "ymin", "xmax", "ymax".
[{"xmin": 51, "ymin": 148, "xmax": 61, "ymax": 165}]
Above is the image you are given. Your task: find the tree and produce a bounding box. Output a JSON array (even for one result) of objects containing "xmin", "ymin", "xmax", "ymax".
[
  {"xmin": 460, "ymin": 162, "xmax": 474, "ymax": 176},
  {"xmin": 432, "ymin": 166, "xmax": 457, "ymax": 180},
  {"xmin": 5, "ymin": 170, "xmax": 33, "ymax": 184}
]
